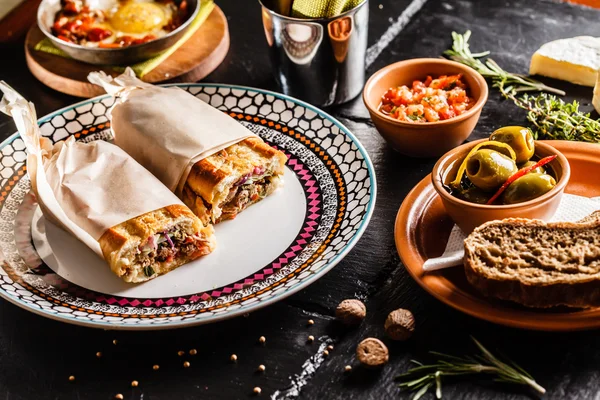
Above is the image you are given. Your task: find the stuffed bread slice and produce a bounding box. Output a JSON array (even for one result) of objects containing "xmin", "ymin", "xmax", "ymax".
[
  {"xmin": 182, "ymin": 137, "xmax": 287, "ymax": 225},
  {"xmin": 99, "ymin": 205, "xmax": 216, "ymax": 283}
]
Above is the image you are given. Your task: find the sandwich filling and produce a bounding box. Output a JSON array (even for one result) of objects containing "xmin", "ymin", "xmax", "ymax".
[
  {"xmin": 131, "ymin": 228, "xmax": 212, "ymax": 279},
  {"xmin": 219, "ymin": 175, "xmax": 279, "ymax": 220},
  {"xmin": 183, "ymin": 173, "xmax": 281, "ymax": 224}
]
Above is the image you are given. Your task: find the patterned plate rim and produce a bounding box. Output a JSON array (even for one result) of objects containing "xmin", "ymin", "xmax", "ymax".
[{"xmin": 0, "ymin": 84, "xmax": 377, "ymax": 330}]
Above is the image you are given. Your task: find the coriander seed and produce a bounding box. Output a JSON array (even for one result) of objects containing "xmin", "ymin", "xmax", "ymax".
[
  {"xmin": 153, "ymin": 364, "xmax": 160, "ymax": 371},
  {"xmin": 327, "ymin": 345, "xmax": 334, "ymax": 351},
  {"xmin": 307, "ymin": 335, "xmax": 314, "ymax": 343},
  {"xmin": 258, "ymin": 336, "xmax": 266, "ymax": 344},
  {"xmin": 96, "ymin": 352, "xmax": 102, "ymax": 358},
  {"xmin": 112, "ymin": 339, "xmax": 118, "ymax": 345},
  {"xmin": 131, "ymin": 380, "xmax": 139, "ymax": 387},
  {"xmin": 189, "ymin": 349, "xmax": 197, "ymax": 356},
  {"xmin": 177, "ymin": 350, "xmax": 185, "ymax": 356},
  {"xmin": 253, "ymin": 387, "xmax": 262, "ymax": 395},
  {"xmin": 68, "ymin": 375, "xmax": 75, "ymax": 382},
  {"xmin": 115, "ymin": 394, "xmax": 123, "ymax": 400},
  {"xmin": 183, "ymin": 361, "xmax": 190, "ymax": 368},
  {"xmin": 258, "ymin": 364, "xmax": 266, "ymax": 372},
  {"xmin": 344, "ymin": 365, "xmax": 352, "ymax": 372},
  {"xmin": 230, "ymin": 354, "xmax": 238, "ymax": 362},
  {"xmin": 323, "ymin": 350, "xmax": 329, "ymax": 357},
  {"xmin": 307, "ymin": 319, "xmax": 314, "ymax": 326}
]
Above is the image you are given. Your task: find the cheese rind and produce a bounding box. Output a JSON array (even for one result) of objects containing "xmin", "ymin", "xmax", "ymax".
[{"xmin": 529, "ymin": 36, "xmax": 600, "ymax": 87}]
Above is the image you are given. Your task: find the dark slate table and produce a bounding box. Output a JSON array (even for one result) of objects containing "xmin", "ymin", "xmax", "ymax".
[{"xmin": 1, "ymin": 0, "xmax": 599, "ymax": 399}]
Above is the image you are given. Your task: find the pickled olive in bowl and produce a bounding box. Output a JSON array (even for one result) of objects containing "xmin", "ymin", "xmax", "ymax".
[
  {"xmin": 501, "ymin": 173, "xmax": 557, "ymax": 205},
  {"xmin": 489, "ymin": 126, "xmax": 535, "ymax": 164},
  {"xmin": 465, "ymin": 150, "xmax": 518, "ymax": 192},
  {"xmin": 519, "ymin": 160, "xmax": 546, "ymax": 175},
  {"xmin": 456, "ymin": 187, "xmax": 491, "ymax": 204}
]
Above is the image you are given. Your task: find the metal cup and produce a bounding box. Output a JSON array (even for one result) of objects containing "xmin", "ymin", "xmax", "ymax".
[{"xmin": 259, "ymin": 0, "xmax": 369, "ymax": 107}]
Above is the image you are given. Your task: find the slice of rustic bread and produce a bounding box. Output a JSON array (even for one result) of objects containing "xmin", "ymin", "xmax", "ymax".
[{"xmin": 464, "ymin": 211, "xmax": 600, "ymax": 308}]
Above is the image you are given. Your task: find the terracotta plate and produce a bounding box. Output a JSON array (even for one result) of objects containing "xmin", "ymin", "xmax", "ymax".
[{"xmin": 395, "ymin": 140, "xmax": 600, "ymax": 331}]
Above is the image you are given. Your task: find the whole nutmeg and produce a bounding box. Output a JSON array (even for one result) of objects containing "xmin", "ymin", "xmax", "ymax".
[
  {"xmin": 335, "ymin": 299, "xmax": 366, "ymax": 325},
  {"xmin": 356, "ymin": 338, "xmax": 389, "ymax": 368},
  {"xmin": 384, "ymin": 308, "xmax": 415, "ymax": 341}
]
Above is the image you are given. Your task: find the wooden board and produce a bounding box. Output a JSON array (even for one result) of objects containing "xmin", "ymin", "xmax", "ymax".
[{"xmin": 25, "ymin": 5, "xmax": 230, "ymax": 98}]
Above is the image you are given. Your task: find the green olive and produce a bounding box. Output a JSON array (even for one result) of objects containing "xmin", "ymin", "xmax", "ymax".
[
  {"xmin": 457, "ymin": 187, "xmax": 491, "ymax": 204},
  {"xmin": 501, "ymin": 173, "xmax": 556, "ymax": 205},
  {"xmin": 489, "ymin": 126, "xmax": 535, "ymax": 164},
  {"xmin": 519, "ymin": 161, "xmax": 546, "ymax": 175},
  {"xmin": 466, "ymin": 149, "xmax": 518, "ymax": 192}
]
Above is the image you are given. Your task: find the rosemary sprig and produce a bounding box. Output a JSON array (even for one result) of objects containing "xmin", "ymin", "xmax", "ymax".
[
  {"xmin": 443, "ymin": 30, "xmax": 565, "ymax": 98},
  {"xmin": 444, "ymin": 31, "xmax": 600, "ymax": 142},
  {"xmin": 396, "ymin": 337, "xmax": 545, "ymax": 399}
]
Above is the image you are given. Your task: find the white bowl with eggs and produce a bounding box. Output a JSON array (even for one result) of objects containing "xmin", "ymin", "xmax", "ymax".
[{"xmin": 37, "ymin": 0, "xmax": 200, "ymax": 65}]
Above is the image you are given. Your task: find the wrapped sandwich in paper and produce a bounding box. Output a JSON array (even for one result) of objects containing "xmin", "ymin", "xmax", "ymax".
[
  {"xmin": 88, "ymin": 69, "xmax": 287, "ymax": 226},
  {"xmin": 0, "ymin": 82, "xmax": 215, "ymax": 283}
]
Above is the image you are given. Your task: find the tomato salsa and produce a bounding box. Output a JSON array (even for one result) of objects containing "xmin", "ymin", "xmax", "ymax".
[{"xmin": 378, "ymin": 74, "xmax": 474, "ymax": 123}]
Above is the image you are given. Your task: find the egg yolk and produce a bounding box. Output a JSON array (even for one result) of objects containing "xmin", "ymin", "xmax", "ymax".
[{"xmin": 110, "ymin": 3, "xmax": 166, "ymax": 34}]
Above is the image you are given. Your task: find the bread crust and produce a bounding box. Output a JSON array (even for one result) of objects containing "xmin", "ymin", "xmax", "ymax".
[
  {"xmin": 464, "ymin": 211, "xmax": 600, "ymax": 308},
  {"xmin": 184, "ymin": 137, "xmax": 287, "ymax": 222}
]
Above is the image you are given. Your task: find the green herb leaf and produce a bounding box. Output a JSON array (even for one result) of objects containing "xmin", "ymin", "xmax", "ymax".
[
  {"xmin": 143, "ymin": 266, "xmax": 155, "ymax": 277},
  {"xmin": 396, "ymin": 337, "xmax": 545, "ymax": 398},
  {"xmin": 443, "ymin": 30, "xmax": 565, "ymax": 97}
]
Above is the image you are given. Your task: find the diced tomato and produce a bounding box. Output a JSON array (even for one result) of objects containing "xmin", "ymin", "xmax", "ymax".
[
  {"xmin": 412, "ymin": 80, "xmax": 426, "ymax": 92},
  {"xmin": 378, "ymin": 74, "xmax": 472, "ymax": 123},
  {"xmin": 87, "ymin": 27, "xmax": 112, "ymax": 42},
  {"xmin": 57, "ymin": 35, "xmax": 72, "ymax": 42},
  {"xmin": 63, "ymin": 1, "xmax": 81, "ymax": 14},
  {"xmin": 98, "ymin": 42, "xmax": 121, "ymax": 48},
  {"xmin": 438, "ymin": 107, "xmax": 456, "ymax": 120}
]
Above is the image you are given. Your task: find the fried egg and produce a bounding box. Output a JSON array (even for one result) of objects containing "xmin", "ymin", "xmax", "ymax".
[
  {"xmin": 89, "ymin": 0, "xmax": 174, "ymax": 43},
  {"xmin": 109, "ymin": 0, "xmax": 173, "ymax": 35}
]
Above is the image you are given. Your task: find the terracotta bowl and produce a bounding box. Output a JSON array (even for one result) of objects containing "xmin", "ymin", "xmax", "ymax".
[
  {"xmin": 432, "ymin": 139, "xmax": 571, "ymax": 233},
  {"xmin": 363, "ymin": 58, "xmax": 488, "ymax": 158}
]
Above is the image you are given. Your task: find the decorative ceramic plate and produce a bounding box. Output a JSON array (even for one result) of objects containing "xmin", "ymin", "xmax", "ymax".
[
  {"xmin": 395, "ymin": 141, "xmax": 600, "ymax": 332},
  {"xmin": 0, "ymin": 84, "xmax": 376, "ymax": 330}
]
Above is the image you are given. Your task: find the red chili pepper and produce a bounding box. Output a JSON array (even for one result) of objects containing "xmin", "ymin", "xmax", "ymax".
[
  {"xmin": 57, "ymin": 35, "xmax": 72, "ymax": 42},
  {"xmin": 486, "ymin": 155, "xmax": 558, "ymax": 205}
]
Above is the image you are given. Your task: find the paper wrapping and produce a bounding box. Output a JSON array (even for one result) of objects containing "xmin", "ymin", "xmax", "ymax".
[
  {"xmin": 87, "ymin": 68, "xmax": 255, "ymax": 196},
  {"xmin": 423, "ymin": 193, "xmax": 600, "ymax": 271},
  {"xmin": 0, "ymin": 82, "xmax": 183, "ymax": 257}
]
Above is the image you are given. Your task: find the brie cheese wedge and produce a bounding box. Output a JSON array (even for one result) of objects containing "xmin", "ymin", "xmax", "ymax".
[
  {"xmin": 594, "ymin": 71, "xmax": 600, "ymax": 114},
  {"xmin": 529, "ymin": 36, "xmax": 600, "ymax": 87}
]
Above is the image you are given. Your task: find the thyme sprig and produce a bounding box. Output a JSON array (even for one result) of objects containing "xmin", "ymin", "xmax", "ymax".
[
  {"xmin": 512, "ymin": 93, "xmax": 600, "ymax": 142},
  {"xmin": 443, "ymin": 30, "xmax": 565, "ymax": 98},
  {"xmin": 444, "ymin": 30, "xmax": 600, "ymax": 142},
  {"xmin": 396, "ymin": 337, "xmax": 545, "ymax": 400}
]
